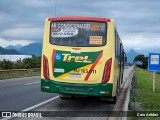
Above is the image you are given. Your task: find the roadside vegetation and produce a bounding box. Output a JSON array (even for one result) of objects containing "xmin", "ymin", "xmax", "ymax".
[
  {"xmin": 0, "ymin": 56, "xmax": 41, "ymax": 79},
  {"xmin": 0, "ymin": 70, "xmax": 40, "ymax": 80},
  {"xmin": 134, "ymin": 54, "xmax": 148, "ymax": 69},
  {"xmin": 133, "ymin": 67, "xmax": 160, "ymax": 120},
  {"xmin": 136, "ymin": 67, "xmax": 160, "ymax": 110},
  {"xmin": 0, "ymin": 55, "xmax": 41, "ymax": 69}
]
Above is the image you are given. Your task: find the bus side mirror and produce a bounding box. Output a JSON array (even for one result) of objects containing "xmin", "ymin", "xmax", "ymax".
[
  {"xmin": 125, "ymin": 57, "xmax": 127, "ymax": 63},
  {"xmin": 123, "ymin": 51, "xmax": 127, "ymax": 63}
]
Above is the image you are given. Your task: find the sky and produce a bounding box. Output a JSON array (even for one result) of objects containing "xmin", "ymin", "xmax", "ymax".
[{"xmin": 0, "ymin": 0, "xmax": 160, "ymax": 54}]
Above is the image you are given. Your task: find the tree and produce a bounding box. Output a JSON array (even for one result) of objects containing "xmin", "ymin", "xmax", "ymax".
[
  {"xmin": 0, "ymin": 59, "xmax": 14, "ymax": 69},
  {"xmin": 0, "ymin": 56, "xmax": 41, "ymax": 69},
  {"xmin": 134, "ymin": 54, "xmax": 148, "ymax": 69},
  {"xmin": 22, "ymin": 56, "xmax": 41, "ymax": 69},
  {"xmin": 13, "ymin": 61, "xmax": 25, "ymax": 69}
]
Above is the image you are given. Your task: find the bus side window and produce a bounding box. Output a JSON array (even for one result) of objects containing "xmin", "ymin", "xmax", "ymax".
[
  {"xmin": 118, "ymin": 37, "xmax": 120, "ymax": 59},
  {"xmin": 115, "ymin": 30, "xmax": 118, "ymax": 58}
]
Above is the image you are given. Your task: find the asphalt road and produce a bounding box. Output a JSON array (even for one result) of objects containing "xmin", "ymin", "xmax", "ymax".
[
  {"xmin": 0, "ymin": 66, "xmax": 134, "ymax": 120},
  {"xmin": 0, "ymin": 76, "xmax": 55, "ymax": 111},
  {"xmin": 32, "ymin": 67, "xmax": 133, "ymax": 118}
]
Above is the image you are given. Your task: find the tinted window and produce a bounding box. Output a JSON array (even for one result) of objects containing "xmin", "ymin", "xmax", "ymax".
[{"xmin": 50, "ymin": 21, "xmax": 107, "ymax": 47}]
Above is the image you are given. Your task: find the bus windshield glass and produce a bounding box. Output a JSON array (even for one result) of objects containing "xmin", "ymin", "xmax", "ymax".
[{"xmin": 50, "ymin": 21, "xmax": 107, "ymax": 47}]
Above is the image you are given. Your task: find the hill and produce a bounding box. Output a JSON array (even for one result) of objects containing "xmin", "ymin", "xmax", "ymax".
[
  {"xmin": 18, "ymin": 43, "xmax": 42, "ymax": 56},
  {"xmin": 127, "ymin": 49, "xmax": 139, "ymax": 63},
  {"xmin": 5, "ymin": 44, "xmax": 22, "ymax": 50},
  {"xmin": 0, "ymin": 46, "xmax": 21, "ymax": 55}
]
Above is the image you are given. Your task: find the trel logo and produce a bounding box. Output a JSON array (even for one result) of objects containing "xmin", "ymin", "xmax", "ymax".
[{"xmin": 62, "ymin": 54, "xmax": 93, "ymax": 63}]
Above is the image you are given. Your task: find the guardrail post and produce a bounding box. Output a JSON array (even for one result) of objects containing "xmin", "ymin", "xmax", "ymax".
[{"xmin": 128, "ymin": 70, "xmax": 142, "ymax": 120}]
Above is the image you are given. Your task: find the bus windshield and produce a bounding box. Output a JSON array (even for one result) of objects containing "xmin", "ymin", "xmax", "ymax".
[{"xmin": 50, "ymin": 21, "xmax": 107, "ymax": 47}]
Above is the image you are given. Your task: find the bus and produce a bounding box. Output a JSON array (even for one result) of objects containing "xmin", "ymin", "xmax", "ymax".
[{"xmin": 41, "ymin": 16, "xmax": 125, "ymax": 102}]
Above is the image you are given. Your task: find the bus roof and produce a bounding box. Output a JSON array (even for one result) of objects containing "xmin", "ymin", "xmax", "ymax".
[{"xmin": 48, "ymin": 16, "xmax": 111, "ymax": 22}]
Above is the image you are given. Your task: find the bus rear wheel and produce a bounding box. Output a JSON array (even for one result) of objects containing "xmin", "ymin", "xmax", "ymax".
[
  {"xmin": 113, "ymin": 85, "xmax": 120, "ymax": 103},
  {"xmin": 113, "ymin": 96, "xmax": 117, "ymax": 103}
]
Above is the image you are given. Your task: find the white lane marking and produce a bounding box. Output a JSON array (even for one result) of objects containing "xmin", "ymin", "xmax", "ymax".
[
  {"xmin": 1, "ymin": 96, "xmax": 59, "ymax": 120},
  {"xmin": 22, "ymin": 96, "xmax": 59, "ymax": 111},
  {"xmin": 24, "ymin": 81, "xmax": 40, "ymax": 85}
]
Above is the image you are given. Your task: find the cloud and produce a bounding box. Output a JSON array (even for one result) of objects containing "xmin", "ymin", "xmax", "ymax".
[
  {"xmin": 0, "ymin": 37, "xmax": 32, "ymax": 47},
  {"xmin": 0, "ymin": 28, "xmax": 43, "ymax": 41},
  {"xmin": 122, "ymin": 34, "xmax": 160, "ymax": 49},
  {"xmin": 0, "ymin": 0, "xmax": 160, "ymax": 52}
]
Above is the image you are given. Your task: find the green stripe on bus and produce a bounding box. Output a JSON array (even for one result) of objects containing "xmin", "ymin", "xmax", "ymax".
[
  {"xmin": 53, "ymin": 50, "xmax": 102, "ymax": 77},
  {"xmin": 41, "ymin": 79, "xmax": 113, "ymax": 97}
]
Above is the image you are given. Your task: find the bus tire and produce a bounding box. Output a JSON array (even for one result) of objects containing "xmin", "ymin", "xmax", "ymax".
[
  {"xmin": 113, "ymin": 92, "xmax": 118, "ymax": 103},
  {"xmin": 113, "ymin": 96, "xmax": 117, "ymax": 104},
  {"xmin": 113, "ymin": 85, "xmax": 119, "ymax": 103}
]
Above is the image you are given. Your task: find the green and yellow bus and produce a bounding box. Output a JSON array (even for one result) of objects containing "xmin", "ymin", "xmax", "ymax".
[{"xmin": 41, "ymin": 16, "xmax": 125, "ymax": 102}]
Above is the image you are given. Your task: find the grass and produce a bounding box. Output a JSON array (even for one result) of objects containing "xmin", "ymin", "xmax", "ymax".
[
  {"xmin": 0, "ymin": 70, "xmax": 40, "ymax": 80},
  {"xmin": 136, "ymin": 67, "xmax": 160, "ymax": 111},
  {"xmin": 129, "ymin": 67, "xmax": 160, "ymax": 120}
]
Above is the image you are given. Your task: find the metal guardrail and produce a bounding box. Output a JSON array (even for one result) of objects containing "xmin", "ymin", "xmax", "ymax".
[
  {"xmin": 0, "ymin": 68, "xmax": 41, "ymax": 73},
  {"xmin": 108, "ymin": 66, "xmax": 135, "ymax": 120}
]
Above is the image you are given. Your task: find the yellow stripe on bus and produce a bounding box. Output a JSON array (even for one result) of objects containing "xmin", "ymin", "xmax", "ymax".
[{"xmin": 57, "ymin": 61, "xmax": 102, "ymax": 79}]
